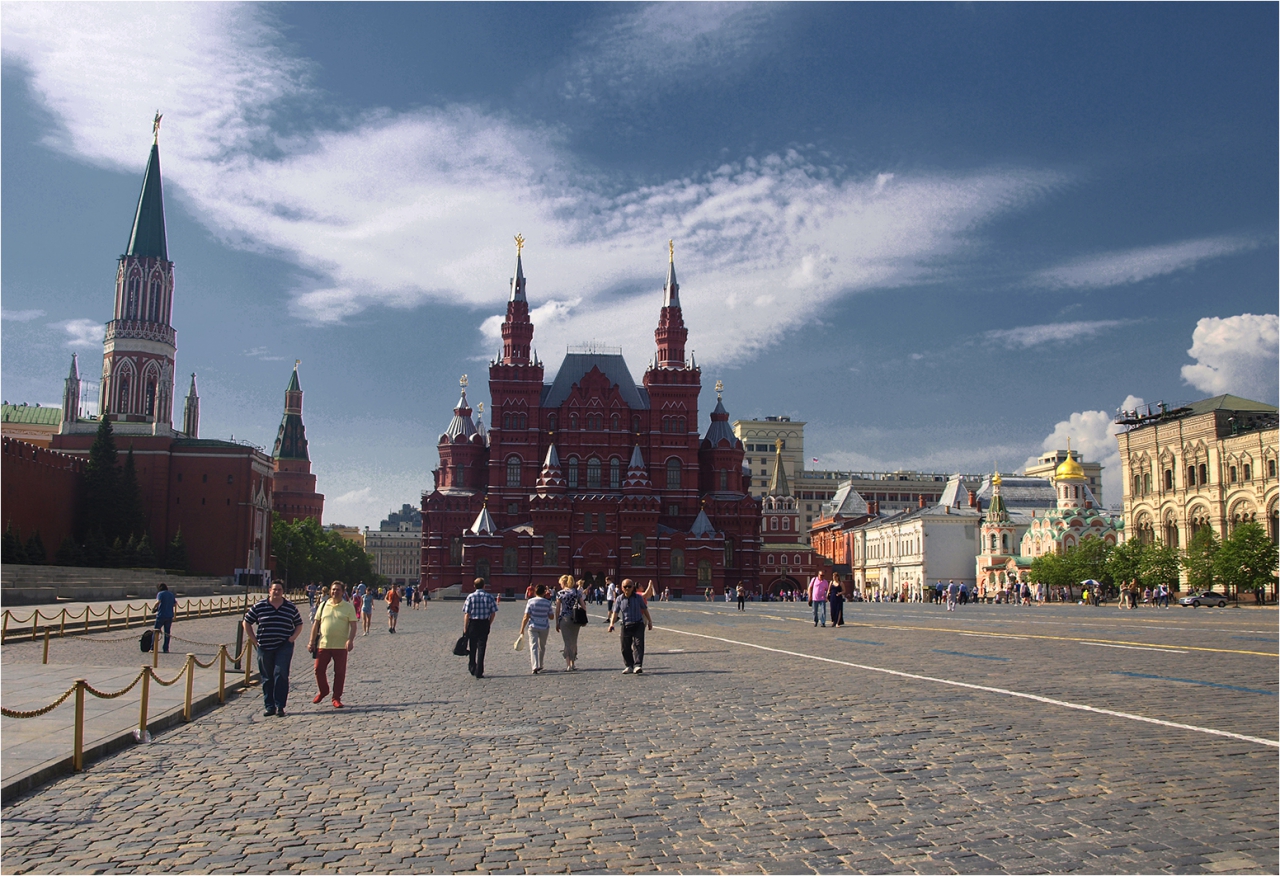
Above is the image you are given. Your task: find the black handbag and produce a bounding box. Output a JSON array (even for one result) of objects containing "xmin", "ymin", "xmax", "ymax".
[
  {"xmin": 573, "ymin": 605, "xmax": 589, "ymax": 626},
  {"xmin": 453, "ymin": 635, "xmax": 469, "ymax": 656}
]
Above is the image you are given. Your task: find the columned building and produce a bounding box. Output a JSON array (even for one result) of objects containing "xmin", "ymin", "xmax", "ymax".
[{"xmin": 421, "ymin": 241, "xmax": 760, "ymax": 598}]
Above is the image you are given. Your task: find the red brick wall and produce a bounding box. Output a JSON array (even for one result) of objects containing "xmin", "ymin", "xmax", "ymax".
[{"xmin": 1, "ymin": 438, "xmax": 84, "ymax": 554}]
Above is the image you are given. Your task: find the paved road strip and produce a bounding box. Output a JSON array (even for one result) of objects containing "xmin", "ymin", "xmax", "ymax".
[{"xmin": 656, "ymin": 623, "xmax": 1280, "ymax": 750}]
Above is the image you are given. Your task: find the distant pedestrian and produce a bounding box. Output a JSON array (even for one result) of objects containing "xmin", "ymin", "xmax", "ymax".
[
  {"xmin": 386, "ymin": 585, "xmax": 401, "ymax": 633},
  {"xmin": 463, "ymin": 578, "xmax": 498, "ymax": 679},
  {"xmin": 520, "ymin": 584, "xmax": 554, "ymax": 674},
  {"xmin": 808, "ymin": 570, "xmax": 830, "ymax": 626},
  {"xmin": 311, "ymin": 581, "xmax": 357, "ymax": 708},
  {"xmin": 608, "ymin": 578, "xmax": 652, "ymax": 674},
  {"xmin": 243, "ymin": 581, "xmax": 304, "ymax": 717},
  {"xmin": 305, "ymin": 583, "xmax": 316, "ymax": 614},
  {"xmin": 737, "ymin": 583, "xmax": 747, "ymax": 611},
  {"xmin": 829, "ymin": 576, "xmax": 845, "ymax": 626},
  {"xmin": 556, "ymin": 575, "xmax": 585, "ymax": 671},
  {"xmin": 946, "ymin": 580, "xmax": 959, "ymax": 611},
  {"xmin": 152, "ymin": 582, "xmax": 177, "ymax": 653}
]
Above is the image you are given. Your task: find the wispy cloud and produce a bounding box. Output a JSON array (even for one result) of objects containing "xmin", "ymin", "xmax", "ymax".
[
  {"xmin": 984, "ymin": 319, "xmax": 1131, "ymax": 348},
  {"xmin": 1180, "ymin": 313, "xmax": 1278, "ymax": 403},
  {"xmin": 1031, "ymin": 236, "xmax": 1258, "ymax": 289},
  {"xmin": 50, "ymin": 318, "xmax": 104, "ymax": 348},
  {"xmin": 1, "ymin": 309, "xmax": 46, "ymax": 322},
  {"xmin": 4, "ymin": 3, "xmax": 1061, "ymax": 373},
  {"xmin": 244, "ymin": 347, "xmax": 288, "ymax": 361}
]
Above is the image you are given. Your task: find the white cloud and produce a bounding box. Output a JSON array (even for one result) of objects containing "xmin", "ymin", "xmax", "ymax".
[
  {"xmin": 985, "ymin": 319, "xmax": 1131, "ymax": 348},
  {"xmin": 1180, "ymin": 313, "xmax": 1279, "ymax": 403},
  {"xmin": 323, "ymin": 487, "xmax": 380, "ymax": 529},
  {"xmin": 1032, "ymin": 236, "xmax": 1258, "ymax": 289},
  {"xmin": 1023, "ymin": 395, "xmax": 1144, "ymax": 507},
  {"xmin": 4, "ymin": 3, "xmax": 1061, "ymax": 374},
  {"xmin": 51, "ymin": 318, "xmax": 104, "ymax": 348},
  {"xmin": 1, "ymin": 309, "xmax": 46, "ymax": 322}
]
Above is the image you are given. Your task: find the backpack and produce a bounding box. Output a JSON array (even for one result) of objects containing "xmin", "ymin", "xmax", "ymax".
[{"xmin": 140, "ymin": 629, "xmax": 154, "ymax": 652}]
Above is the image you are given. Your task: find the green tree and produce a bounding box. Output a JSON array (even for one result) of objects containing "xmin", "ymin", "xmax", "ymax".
[
  {"xmin": 2, "ymin": 523, "xmax": 28, "ymax": 564},
  {"xmin": 1139, "ymin": 540, "xmax": 1181, "ymax": 591},
  {"xmin": 166, "ymin": 528, "xmax": 188, "ymax": 572},
  {"xmin": 82, "ymin": 417, "xmax": 121, "ymax": 540},
  {"xmin": 56, "ymin": 535, "xmax": 85, "ymax": 567},
  {"xmin": 1066, "ymin": 537, "xmax": 1113, "ymax": 590},
  {"xmin": 24, "ymin": 530, "xmax": 47, "ymax": 565},
  {"xmin": 1028, "ymin": 551, "xmax": 1073, "ymax": 594},
  {"xmin": 118, "ymin": 447, "xmax": 147, "ymax": 540},
  {"xmin": 271, "ymin": 513, "xmax": 381, "ymax": 590},
  {"xmin": 1106, "ymin": 538, "xmax": 1145, "ymax": 589},
  {"xmin": 1181, "ymin": 526, "xmax": 1220, "ymax": 592},
  {"xmin": 107, "ymin": 537, "xmax": 127, "ymax": 568},
  {"xmin": 135, "ymin": 533, "xmax": 157, "ymax": 568},
  {"xmin": 1213, "ymin": 522, "xmax": 1278, "ymax": 600},
  {"xmin": 84, "ymin": 528, "xmax": 109, "ymax": 567}
]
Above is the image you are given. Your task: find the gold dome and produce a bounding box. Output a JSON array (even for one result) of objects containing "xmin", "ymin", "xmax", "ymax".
[
  {"xmin": 991, "ymin": 471, "xmax": 1003, "ymax": 486},
  {"xmin": 1055, "ymin": 441, "xmax": 1086, "ymax": 481}
]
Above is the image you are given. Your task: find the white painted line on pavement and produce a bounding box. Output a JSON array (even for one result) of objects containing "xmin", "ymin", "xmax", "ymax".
[
  {"xmin": 959, "ymin": 633, "xmax": 1027, "ymax": 641},
  {"xmin": 1083, "ymin": 642, "xmax": 1187, "ymax": 654},
  {"xmin": 656, "ymin": 625, "xmax": 1280, "ymax": 750}
]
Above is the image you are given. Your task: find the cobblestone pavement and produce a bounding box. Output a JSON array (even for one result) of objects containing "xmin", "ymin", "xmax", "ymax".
[{"xmin": 2, "ymin": 600, "xmax": 1276, "ymax": 873}]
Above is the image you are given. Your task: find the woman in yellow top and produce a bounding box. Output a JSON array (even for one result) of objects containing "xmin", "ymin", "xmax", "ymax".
[{"xmin": 310, "ymin": 581, "xmax": 358, "ymax": 708}]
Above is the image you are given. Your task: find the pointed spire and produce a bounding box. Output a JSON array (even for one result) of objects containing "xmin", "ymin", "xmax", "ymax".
[
  {"xmin": 470, "ymin": 503, "xmax": 498, "ymax": 536},
  {"xmin": 690, "ymin": 508, "xmax": 716, "ymax": 537},
  {"xmin": 510, "ymin": 233, "xmax": 527, "ymax": 302},
  {"xmin": 767, "ymin": 438, "xmax": 791, "ymax": 497},
  {"xmin": 68, "ymin": 353, "xmax": 80, "ymax": 380},
  {"xmin": 273, "ymin": 363, "xmax": 310, "ymax": 460},
  {"xmin": 444, "ymin": 375, "xmax": 477, "ymax": 440},
  {"xmin": 622, "ymin": 445, "xmax": 653, "ymax": 492},
  {"xmin": 474, "ymin": 402, "xmax": 488, "ymax": 445},
  {"xmin": 536, "ymin": 444, "xmax": 567, "ymax": 495},
  {"xmin": 182, "ymin": 373, "xmax": 200, "ymax": 438},
  {"xmin": 61, "ymin": 353, "xmax": 82, "ymax": 426},
  {"xmin": 664, "ymin": 238, "xmax": 680, "ymax": 307},
  {"xmin": 126, "ymin": 140, "xmax": 168, "ymax": 260}
]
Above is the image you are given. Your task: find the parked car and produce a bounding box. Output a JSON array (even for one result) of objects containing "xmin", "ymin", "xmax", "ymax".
[{"xmin": 1179, "ymin": 591, "xmax": 1228, "ymax": 608}]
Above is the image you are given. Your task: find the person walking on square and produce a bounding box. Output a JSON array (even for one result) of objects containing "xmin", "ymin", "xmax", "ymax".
[
  {"xmin": 311, "ymin": 581, "xmax": 358, "ymax": 708},
  {"xmin": 386, "ymin": 585, "xmax": 401, "ymax": 634},
  {"xmin": 608, "ymin": 578, "xmax": 653, "ymax": 674},
  {"xmin": 946, "ymin": 580, "xmax": 959, "ymax": 611},
  {"xmin": 243, "ymin": 580, "xmax": 304, "ymax": 717},
  {"xmin": 737, "ymin": 582, "xmax": 747, "ymax": 611},
  {"xmin": 520, "ymin": 583, "xmax": 555, "ymax": 673},
  {"xmin": 360, "ymin": 585, "xmax": 374, "ymax": 636},
  {"xmin": 463, "ymin": 578, "xmax": 498, "ymax": 678},
  {"xmin": 808, "ymin": 570, "xmax": 830, "ymax": 626},
  {"xmin": 555, "ymin": 575, "xmax": 585, "ymax": 670},
  {"xmin": 152, "ymin": 582, "xmax": 177, "ymax": 653},
  {"xmin": 829, "ymin": 575, "xmax": 846, "ymax": 626}
]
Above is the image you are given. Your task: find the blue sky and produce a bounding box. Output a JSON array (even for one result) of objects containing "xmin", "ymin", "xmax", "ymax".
[{"xmin": 3, "ymin": 3, "xmax": 1277, "ymax": 526}]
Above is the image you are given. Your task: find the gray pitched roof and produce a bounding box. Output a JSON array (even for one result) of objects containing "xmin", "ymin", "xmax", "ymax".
[
  {"xmin": 541, "ymin": 353, "xmax": 649, "ymax": 410},
  {"xmin": 973, "ymin": 476, "xmax": 1056, "ymax": 510}
]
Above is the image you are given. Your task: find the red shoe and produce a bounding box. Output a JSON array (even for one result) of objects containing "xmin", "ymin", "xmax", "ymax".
[
  {"xmin": 312, "ymin": 693, "xmax": 326, "ymax": 704},
  {"xmin": 332, "ymin": 699, "xmax": 343, "ymax": 708}
]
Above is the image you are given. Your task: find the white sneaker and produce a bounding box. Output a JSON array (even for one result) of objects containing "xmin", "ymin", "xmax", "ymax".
[
  {"xmin": 621, "ymin": 667, "xmax": 633, "ymax": 674},
  {"xmin": 633, "ymin": 667, "xmax": 643, "ymax": 675}
]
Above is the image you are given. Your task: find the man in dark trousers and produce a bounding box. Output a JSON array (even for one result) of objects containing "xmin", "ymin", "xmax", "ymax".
[
  {"xmin": 152, "ymin": 583, "xmax": 177, "ymax": 653},
  {"xmin": 607, "ymin": 578, "xmax": 653, "ymax": 674},
  {"xmin": 463, "ymin": 577, "xmax": 498, "ymax": 678},
  {"xmin": 243, "ymin": 581, "xmax": 304, "ymax": 717}
]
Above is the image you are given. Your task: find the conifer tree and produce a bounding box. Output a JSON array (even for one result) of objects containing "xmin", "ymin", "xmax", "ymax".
[
  {"xmin": 84, "ymin": 528, "xmax": 109, "ymax": 567},
  {"xmin": 2, "ymin": 523, "xmax": 27, "ymax": 564},
  {"xmin": 56, "ymin": 535, "xmax": 85, "ymax": 567},
  {"xmin": 24, "ymin": 531, "xmax": 47, "ymax": 565},
  {"xmin": 135, "ymin": 533, "xmax": 157, "ymax": 568},
  {"xmin": 108, "ymin": 537, "xmax": 127, "ymax": 568},
  {"xmin": 167, "ymin": 529, "xmax": 188, "ymax": 572},
  {"xmin": 83, "ymin": 417, "xmax": 121, "ymax": 540},
  {"xmin": 119, "ymin": 447, "xmax": 147, "ymax": 539}
]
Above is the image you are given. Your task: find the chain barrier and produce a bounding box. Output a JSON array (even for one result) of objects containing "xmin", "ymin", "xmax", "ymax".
[
  {"xmin": 2, "ymin": 595, "xmax": 260, "ymax": 645},
  {"xmin": 0, "ymin": 684, "xmax": 78, "ymax": 719},
  {"xmin": 82, "ymin": 671, "xmax": 146, "ymax": 700},
  {"xmin": 147, "ymin": 665, "xmax": 189, "ymax": 687}
]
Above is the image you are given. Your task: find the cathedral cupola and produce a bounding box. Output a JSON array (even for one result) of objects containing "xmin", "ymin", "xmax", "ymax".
[
  {"xmin": 699, "ymin": 381, "xmax": 746, "ymax": 495},
  {"xmin": 436, "ymin": 375, "xmax": 489, "ymax": 493},
  {"xmin": 653, "ymin": 239, "xmax": 688, "ymax": 368}
]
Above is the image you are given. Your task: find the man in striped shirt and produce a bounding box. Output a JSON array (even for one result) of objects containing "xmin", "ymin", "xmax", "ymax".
[
  {"xmin": 243, "ymin": 581, "xmax": 304, "ymax": 717},
  {"xmin": 463, "ymin": 578, "xmax": 499, "ymax": 678}
]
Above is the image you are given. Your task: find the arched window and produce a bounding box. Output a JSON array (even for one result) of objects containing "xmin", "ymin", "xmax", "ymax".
[
  {"xmin": 502, "ymin": 412, "xmax": 511, "ymax": 430},
  {"xmin": 1270, "ymin": 459, "xmax": 1277, "ymax": 479},
  {"xmin": 666, "ymin": 458, "xmax": 682, "ymax": 490},
  {"xmin": 611, "ymin": 413, "xmax": 620, "ymax": 431},
  {"xmin": 770, "ymin": 516, "xmax": 778, "ymax": 531},
  {"xmin": 678, "ymin": 416, "xmax": 686, "ymax": 433},
  {"xmin": 631, "ymin": 532, "xmax": 646, "ymax": 565},
  {"xmin": 126, "ymin": 274, "xmax": 141, "ymax": 319},
  {"xmin": 719, "ymin": 469, "xmax": 728, "ymax": 490},
  {"xmin": 475, "ymin": 558, "xmax": 489, "ymax": 583},
  {"xmin": 1244, "ymin": 463, "xmax": 1252, "ymax": 481},
  {"xmin": 697, "ymin": 560, "xmax": 712, "ymax": 583},
  {"xmin": 670, "ymin": 549, "xmax": 685, "ymax": 575},
  {"xmin": 724, "ymin": 538, "xmax": 734, "ymax": 566},
  {"xmin": 1230, "ymin": 466, "xmax": 1238, "ymax": 483},
  {"xmin": 632, "ymin": 415, "xmax": 641, "ymax": 432},
  {"xmin": 548, "ymin": 413, "xmax": 558, "ymax": 432},
  {"xmin": 782, "ymin": 517, "xmax": 790, "ymax": 531},
  {"xmin": 454, "ymin": 465, "xmax": 466, "ymax": 487},
  {"xmin": 519, "ymin": 413, "xmax": 527, "ymax": 429},
  {"xmin": 506, "ymin": 455, "xmax": 522, "ymax": 487},
  {"xmin": 587, "ymin": 458, "xmax": 602, "ymax": 489},
  {"xmin": 767, "ymin": 554, "xmax": 775, "ymax": 565},
  {"xmin": 1199, "ymin": 463, "xmax": 1208, "ymax": 485},
  {"xmin": 1133, "ymin": 475, "xmax": 1142, "ymax": 496},
  {"xmin": 1187, "ymin": 465, "xmax": 1196, "ymax": 487},
  {"xmin": 1001, "ymin": 533, "xmax": 1009, "ymax": 552},
  {"xmin": 610, "ymin": 458, "xmax": 621, "ymax": 490},
  {"xmin": 990, "ymin": 533, "xmax": 998, "ymax": 551},
  {"xmin": 566, "ymin": 457, "xmax": 579, "ymax": 488},
  {"xmin": 148, "ymin": 279, "xmax": 161, "ymax": 321},
  {"xmin": 144, "ymin": 380, "xmax": 156, "ymax": 417},
  {"xmin": 449, "ymin": 537, "xmax": 462, "ymax": 564},
  {"xmin": 570, "ymin": 412, "xmax": 579, "ymax": 430},
  {"xmin": 794, "ymin": 554, "xmax": 801, "ymax": 565},
  {"xmin": 1139, "ymin": 476, "xmax": 1147, "ymax": 496},
  {"xmin": 503, "ymin": 547, "xmax": 519, "ymax": 574},
  {"xmin": 118, "ymin": 375, "xmax": 131, "ymax": 412},
  {"xmin": 1165, "ymin": 469, "xmax": 1173, "ymax": 490}
]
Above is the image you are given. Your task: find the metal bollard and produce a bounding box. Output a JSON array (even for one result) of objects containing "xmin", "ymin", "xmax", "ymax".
[
  {"xmin": 2, "ymin": 609, "xmax": 8, "ymax": 644},
  {"xmin": 73, "ymin": 680, "xmax": 86, "ymax": 771},
  {"xmin": 106, "ymin": 605, "xmax": 112, "ymax": 632},
  {"xmin": 218, "ymin": 646, "xmax": 227, "ymax": 703},
  {"xmin": 243, "ymin": 640, "xmax": 253, "ymax": 686},
  {"xmin": 42, "ymin": 629, "xmax": 50, "ymax": 665},
  {"xmin": 152, "ymin": 637, "xmax": 160, "ymax": 669},
  {"xmin": 183, "ymin": 654, "xmax": 196, "ymax": 722},
  {"xmin": 32, "ymin": 611, "xmax": 39, "ymax": 641},
  {"xmin": 60, "ymin": 609, "xmax": 66, "ymax": 637},
  {"xmin": 84, "ymin": 607, "xmax": 90, "ymax": 633},
  {"xmin": 137, "ymin": 669, "xmax": 151, "ymax": 742},
  {"xmin": 125, "ymin": 604, "xmax": 130, "ymax": 629}
]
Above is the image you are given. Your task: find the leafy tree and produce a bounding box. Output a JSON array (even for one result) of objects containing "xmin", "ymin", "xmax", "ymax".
[
  {"xmin": 1067, "ymin": 536, "xmax": 1113, "ymax": 589},
  {"xmin": 166, "ymin": 529, "xmax": 188, "ymax": 572},
  {"xmin": 2, "ymin": 523, "xmax": 28, "ymax": 564},
  {"xmin": 1139, "ymin": 540, "xmax": 1181, "ymax": 591},
  {"xmin": 82, "ymin": 417, "xmax": 121, "ymax": 540},
  {"xmin": 1028, "ymin": 551, "xmax": 1072, "ymax": 593},
  {"xmin": 1181, "ymin": 526, "xmax": 1220, "ymax": 592},
  {"xmin": 271, "ymin": 513, "xmax": 382, "ymax": 590},
  {"xmin": 1106, "ymin": 538, "xmax": 1145, "ymax": 589},
  {"xmin": 24, "ymin": 531, "xmax": 47, "ymax": 565},
  {"xmin": 56, "ymin": 535, "xmax": 86, "ymax": 567},
  {"xmin": 1213, "ymin": 522, "xmax": 1277, "ymax": 600}
]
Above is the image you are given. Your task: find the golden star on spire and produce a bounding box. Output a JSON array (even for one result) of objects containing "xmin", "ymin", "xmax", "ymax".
[{"xmin": 153, "ymin": 110, "xmax": 163, "ymax": 144}]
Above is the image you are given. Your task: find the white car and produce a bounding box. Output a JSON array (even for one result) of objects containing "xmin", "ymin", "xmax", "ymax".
[{"xmin": 1179, "ymin": 591, "xmax": 1228, "ymax": 608}]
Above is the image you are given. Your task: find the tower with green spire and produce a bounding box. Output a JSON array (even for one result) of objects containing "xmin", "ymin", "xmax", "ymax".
[
  {"xmin": 98, "ymin": 119, "xmax": 178, "ymax": 435},
  {"xmin": 271, "ymin": 362, "xmax": 324, "ymax": 524}
]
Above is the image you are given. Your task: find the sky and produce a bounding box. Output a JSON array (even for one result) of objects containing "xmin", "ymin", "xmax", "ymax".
[{"xmin": 2, "ymin": 2, "xmax": 1277, "ymax": 526}]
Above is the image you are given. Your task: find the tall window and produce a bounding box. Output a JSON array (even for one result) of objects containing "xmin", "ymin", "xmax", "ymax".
[
  {"xmin": 1198, "ymin": 463, "xmax": 1208, "ymax": 485},
  {"xmin": 126, "ymin": 275, "xmax": 141, "ymax": 319},
  {"xmin": 1001, "ymin": 533, "xmax": 1009, "ymax": 552},
  {"xmin": 454, "ymin": 465, "xmax": 466, "ymax": 487},
  {"xmin": 666, "ymin": 458, "xmax": 682, "ymax": 490},
  {"xmin": 611, "ymin": 413, "xmax": 620, "ymax": 431},
  {"xmin": 724, "ymin": 537, "xmax": 734, "ymax": 567},
  {"xmin": 587, "ymin": 457, "xmax": 602, "ymax": 489},
  {"xmin": 631, "ymin": 532, "xmax": 646, "ymax": 565},
  {"xmin": 584, "ymin": 512, "xmax": 593, "ymax": 531},
  {"xmin": 1164, "ymin": 469, "xmax": 1173, "ymax": 490},
  {"xmin": 145, "ymin": 380, "xmax": 156, "ymax": 416},
  {"xmin": 118, "ymin": 375, "xmax": 131, "ymax": 412},
  {"xmin": 148, "ymin": 280, "xmax": 161, "ymax": 321},
  {"xmin": 503, "ymin": 547, "xmax": 519, "ymax": 574},
  {"xmin": 719, "ymin": 469, "xmax": 728, "ymax": 490},
  {"xmin": 697, "ymin": 560, "xmax": 712, "ymax": 583},
  {"xmin": 1140, "ymin": 475, "xmax": 1148, "ymax": 495},
  {"xmin": 475, "ymin": 558, "xmax": 489, "ymax": 583},
  {"xmin": 543, "ymin": 532, "xmax": 558, "ymax": 565},
  {"xmin": 1187, "ymin": 465, "xmax": 1196, "ymax": 487},
  {"xmin": 506, "ymin": 455, "xmax": 522, "ymax": 487},
  {"xmin": 670, "ymin": 549, "xmax": 685, "ymax": 576},
  {"xmin": 1244, "ymin": 464, "xmax": 1252, "ymax": 481},
  {"xmin": 566, "ymin": 457, "xmax": 579, "ymax": 488},
  {"xmin": 610, "ymin": 458, "xmax": 621, "ymax": 490},
  {"xmin": 570, "ymin": 413, "xmax": 579, "ymax": 430},
  {"xmin": 632, "ymin": 415, "xmax": 641, "ymax": 432},
  {"xmin": 450, "ymin": 537, "xmax": 463, "ymax": 564},
  {"xmin": 548, "ymin": 413, "xmax": 558, "ymax": 432},
  {"xmin": 1230, "ymin": 466, "xmax": 1238, "ymax": 483}
]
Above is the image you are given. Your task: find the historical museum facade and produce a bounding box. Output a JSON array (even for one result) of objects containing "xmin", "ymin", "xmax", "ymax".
[{"xmin": 421, "ymin": 242, "xmax": 761, "ymax": 597}]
